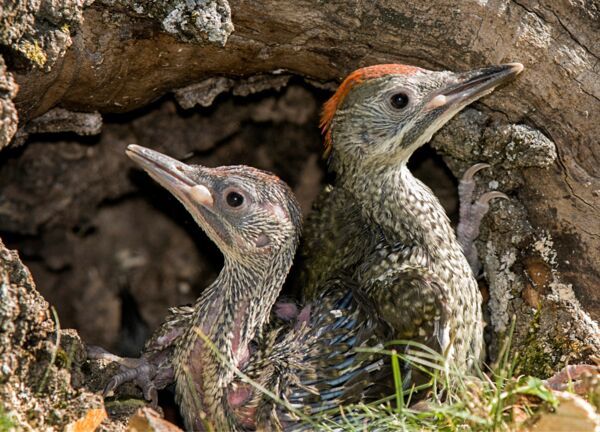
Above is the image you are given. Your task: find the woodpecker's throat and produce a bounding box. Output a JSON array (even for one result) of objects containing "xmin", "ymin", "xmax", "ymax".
[{"xmin": 176, "ymin": 234, "xmax": 296, "ymax": 430}]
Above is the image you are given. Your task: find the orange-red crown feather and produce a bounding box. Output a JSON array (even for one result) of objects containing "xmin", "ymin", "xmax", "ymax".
[{"xmin": 320, "ymin": 64, "xmax": 421, "ymax": 156}]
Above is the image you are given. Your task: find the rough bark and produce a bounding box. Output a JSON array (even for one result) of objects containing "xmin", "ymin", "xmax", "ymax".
[
  {"xmin": 0, "ymin": 56, "xmax": 18, "ymax": 149},
  {"xmin": 0, "ymin": 1, "xmax": 599, "ymax": 426},
  {"xmin": 0, "ymin": 238, "xmax": 110, "ymax": 430}
]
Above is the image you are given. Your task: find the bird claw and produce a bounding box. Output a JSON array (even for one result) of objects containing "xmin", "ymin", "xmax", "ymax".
[
  {"xmin": 143, "ymin": 385, "xmax": 159, "ymax": 408},
  {"xmin": 103, "ymin": 376, "xmax": 120, "ymax": 397},
  {"xmin": 458, "ymin": 163, "xmax": 490, "ymax": 205},
  {"xmin": 477, "ymin": 191, "xmax": 508, "ymax": 206},
  {"xmin": 88, "ymin": 345, "xmax": 159, "ymax": 407},
  {"xmin": 105, "ymin": 361, "xmax": 159, "ymax": 406},
  {"xmin": 87, "ymin": 345, "xmax": 122, "ymax": 363},
  {"xmin": 462, "ymin": 163, "xmax": 490, "ymax": 182},
  {"xmin": 457, "ymin": 163, "xmax": 507, "ymax": 274}
]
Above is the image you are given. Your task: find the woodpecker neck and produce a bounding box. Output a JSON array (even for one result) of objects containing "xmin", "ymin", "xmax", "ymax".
[
  {"xmin": 177, "ymin": 243, "xmax": 295, "ymax": 430},
  {"xmin": 201, "ymin": 257, "xmax": 278, "ymax": 353},
  {"xmin": 336, "ymin": 157, "xmax": 457, "ymax": 258}
]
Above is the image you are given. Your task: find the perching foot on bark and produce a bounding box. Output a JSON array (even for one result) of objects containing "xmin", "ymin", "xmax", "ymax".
[
  {"xmin": 87, "ymin": 345, "xmax": 171, "ymax": 408},
  {"xmin": 457, "ymin": 163, "xmax": 508, "ymax": 274}
]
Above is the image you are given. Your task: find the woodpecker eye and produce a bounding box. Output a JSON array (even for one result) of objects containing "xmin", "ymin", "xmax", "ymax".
[
  {"xmin": 226, "ymin": 191, "xmax": 244, "ymax": 208},
  {"xmin": 390, "ymin": 92, "xmax": 409, "ymax": 109}
]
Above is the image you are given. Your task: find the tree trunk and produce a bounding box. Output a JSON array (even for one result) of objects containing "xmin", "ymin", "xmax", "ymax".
[{"xmin": 1, "ymin": 0, "xmax": 599, "ymax": 428}]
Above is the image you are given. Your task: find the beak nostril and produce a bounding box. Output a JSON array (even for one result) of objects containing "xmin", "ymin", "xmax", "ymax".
[{"xmin": 176, "ymin": 165, "xmax": 185, "ymax": 172}]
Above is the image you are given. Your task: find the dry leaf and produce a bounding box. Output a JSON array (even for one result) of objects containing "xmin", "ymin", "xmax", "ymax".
[
  {"xmin": 65, "ymin": 408, "xmax": 107, "ymax": 432},
  {"xmin": 527, "ymin": 391, "xmax": 600, "ymax": 432},
  {"xmin": 127, "ymin": 407, "xmax": 183, "ymax": 432}
]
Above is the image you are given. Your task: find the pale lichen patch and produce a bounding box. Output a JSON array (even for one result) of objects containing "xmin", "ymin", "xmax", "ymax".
[{"xmin": 484, "ymin": 241, "xmax": 517, "ymax": 333}]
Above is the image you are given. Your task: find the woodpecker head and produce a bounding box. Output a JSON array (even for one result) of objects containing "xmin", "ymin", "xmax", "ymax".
[
  {"xmin": 126, "ymin": 145, "xmax": 301, "ymax": 265},
  {"xmin": 321, "ymin": 63, "xmax": 523, "ymax": 170}
]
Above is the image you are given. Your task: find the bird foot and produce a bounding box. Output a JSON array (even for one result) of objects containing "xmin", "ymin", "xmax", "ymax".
[
  {"xmin": 457, "ymin": 163, "xmax": 507, "ymax": 274},
  {"xmin": 274, "ymin": 301, "xmax": 312, "ymax": 331},
  {"xmin": 87, "ymin": 345, "xmax": 160, "ymax": 407},
  {"xmin": 545, "ymin": 364, "xmax": 600, "ymax": 395},
  {"xmin": 274, "ymin": 301, "xmax": 300, "ymax": 321}
]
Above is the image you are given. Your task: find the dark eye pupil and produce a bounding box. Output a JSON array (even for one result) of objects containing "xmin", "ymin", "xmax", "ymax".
[
  {"xmin": 226, "ymin": 192, "xmax": 244, "ymax": 207},
  {"xmin": 390, "ymin": 93, "xmax": 409, "ymax": 109}
]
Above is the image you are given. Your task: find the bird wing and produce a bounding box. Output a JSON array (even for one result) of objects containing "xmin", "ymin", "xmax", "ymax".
[
  {"xmin": 239, "ymin": 283, "xmax": 385, "ymax": 427},
  {"xmin": 143, "ymin": 305, "xmax": 195, "ymax": 354},
  {"xmin": 357, "ymin": 252, "xmax": 453, "ymax": 365}
]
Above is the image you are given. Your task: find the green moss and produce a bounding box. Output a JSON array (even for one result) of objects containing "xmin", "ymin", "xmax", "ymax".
[
  {"xmin": 516, "ymin": 343, "xmax": 555, "ymax": 377},
  {"xmin": 0, "ymin": 405, "xmax": 16, "ymax": 432},
  {"xmin": 514, "ymin": 308, "xmax": 584, "ymax": 378},
  {"xmin": 514, "ymin": 309, "xmax": 552, "ymax": 377},
  {"xmin": 54, "ymin": 348, "xmax": 69, "ymax": 369},
  {"xmin": 19, "ymin": 40, "xmax": 47, "ymax": 67}
]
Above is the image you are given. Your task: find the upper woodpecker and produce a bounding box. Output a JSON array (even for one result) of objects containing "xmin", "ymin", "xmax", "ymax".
[{"xmin": 300, "ymin": 63, "xmax": 524, "ymax": 372}]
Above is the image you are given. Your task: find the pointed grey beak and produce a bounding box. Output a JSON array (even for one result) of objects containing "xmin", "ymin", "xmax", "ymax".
[
  {"xmin": 426, "ymin": 63, "xmax": 524, "ymax": 110},
  {"xmin": 126, "ymin": 144, "xmax": 213, "ymax": 207}
]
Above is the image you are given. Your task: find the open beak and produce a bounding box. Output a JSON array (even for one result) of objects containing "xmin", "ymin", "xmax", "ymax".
[
  {"xmin": 126, "ymin": 144, "xmax": 214, "ymax": 208},
  {"xmin": 426, "ymin": 63, "xmax": 524, "ymax": 111}
]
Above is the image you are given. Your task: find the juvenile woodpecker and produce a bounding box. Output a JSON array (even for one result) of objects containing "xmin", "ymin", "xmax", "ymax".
[
  {"xmin": 300, "ymin": 63, "xmax": 524, "ymax": 372},
  {"xmin": 91, "ymin": 146, "xmax": 381, "ymax": 430}
]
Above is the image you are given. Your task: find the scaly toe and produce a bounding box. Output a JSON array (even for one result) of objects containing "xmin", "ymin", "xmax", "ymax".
[
  {"xmin": 457, "ymin": 165, "xmax": 505, "ymax": 274},
  {"xmin": 545, "ymin": 364, "xmax": 600, "ymax": 393},
  {"xmin": 87, "ymin": 345, "xmax": 120, "ymax": 362},
  {"xmin": 103, "ymin": 376, "xmax": 121, "ymax": 397},
  {"xmin": 459, "ymin": 163, "xmax": 493, "ymax": 228},
  {"xmin": 103, "ymin": 365, "xmax": 147, "ymax": 397},
  {"xmin": 142, "ymin": 383, "xmax": 159, "ymax": 407}
]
